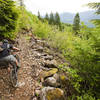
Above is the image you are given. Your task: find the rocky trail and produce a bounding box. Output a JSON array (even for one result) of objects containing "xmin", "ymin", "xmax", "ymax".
[{"xmin": 0, "ymin": 34, "xmax": 69, "ymax": 100}]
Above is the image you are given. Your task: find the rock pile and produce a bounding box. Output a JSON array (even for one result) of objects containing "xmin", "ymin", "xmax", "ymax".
[
  {"xmin": 29, "ymin": 35, "xmax": 67, "ymax": 100},
  {"xmin": 0, "ymin": 34, "xmax": 69, "ymax": 100}
]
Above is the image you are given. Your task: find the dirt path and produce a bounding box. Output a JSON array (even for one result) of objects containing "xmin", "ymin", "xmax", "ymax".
[
  {"xmin": 0, "ymin": 34, "xmax": 42, "ymax": 100},
  {"xmin": 0, "ymin": 34, "xmax": 67, "ymax": 100}
]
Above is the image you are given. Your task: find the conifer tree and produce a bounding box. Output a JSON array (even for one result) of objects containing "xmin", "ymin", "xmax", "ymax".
[
  {"xmin": 73, "ymin": 13, "xmax": 80, "ymax": 34},
  {"xmin": 88, "ymin": 2, "xmax": 100, "ymax": 62},
  {"xmin": 55, "ymin": 12, "xmax": 60, "ymax": 25},
  {"xmin": 88, "ymin": 3, "xmax": 100, "ymax": 26},
  {"xmin": 45, "ymin": 13, "xmax": 49, "ymax": 21},
  {"xmin": 18, "ymin": 0, "xmax": 24, "ymax": 6},
  {"xmin": 88, "ymin": 3, "xmax": 100, "ymax": 14},
  {"xmin": 49, "ymin": 12, "xmax": 54, "ymax": 24},
  {"xmin": 54, "ymin": 12, "xmax": 62, "ymax": 30},
  {"xmin": 0, "ymin": 0, "xmax": 19, "ymax": 38},
  {"xmin": 38, "ymin": 11, "xmax": 41, "ymax": 20}
]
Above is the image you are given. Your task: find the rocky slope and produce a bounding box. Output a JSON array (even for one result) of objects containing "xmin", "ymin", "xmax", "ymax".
[{"xmin": 0, "ymin": 34, "xmax": 69, "ymax": 100}]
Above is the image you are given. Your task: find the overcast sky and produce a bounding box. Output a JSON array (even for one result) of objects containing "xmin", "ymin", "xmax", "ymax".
[{"xmin": 24, "ymin": 0, "xmax": 100, "ymax": 15}]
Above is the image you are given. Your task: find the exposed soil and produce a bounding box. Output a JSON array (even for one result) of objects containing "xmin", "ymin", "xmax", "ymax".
[{"xmin": 0, "ymin": 34, "xmax": 67, "ymax": 100}]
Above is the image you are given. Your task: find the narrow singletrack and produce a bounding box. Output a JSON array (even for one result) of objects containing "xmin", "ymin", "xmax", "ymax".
[{"xmin": 0, "ymin": 34, "xmax": 42, "ymax": 100}]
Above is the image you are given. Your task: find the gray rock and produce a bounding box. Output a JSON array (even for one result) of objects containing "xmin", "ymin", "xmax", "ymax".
[
  {"xmin": 44, "ymin": 55, "xmax": 53, "ymax": 60},
  {"xmin": 36, "ymin": 46, "xmax": 44, "ymax": 52},
  {"xmin": 53, "ymin": 73, "xmax": 60, "ymax": 81},
  {"xmin": 40, "ymin": 87, "xmax": 65, "ymax": 100},
  {"xmin": 43, "ymin": 60, "xmax": 57, "ymax": 68},
  {"xmin": 32, "ymin": 97, "xmax": 37, "ymax": 100},
  {"xmin": 31, "ymin": 45, "xmax": 44, "ymax": 52},
  {"xmin": 44, "ymin": 77, "xmax": 60, "ymax": 87},
  {"xmin": 41, "ymin": 53, "xmax": 53, "ymax": 60},
  {"xmin": 35, "ymin": 89, "xmax": 41, "ymax": 97}
]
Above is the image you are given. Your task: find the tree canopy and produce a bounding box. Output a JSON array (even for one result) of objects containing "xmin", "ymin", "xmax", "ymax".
[
  {"xmin": 73, "ymin": 13, "xmax": 80, "ymax": 34},
  {"xmin": 0, "ymin": 0, "xmax": 19, "ymax": 38}
]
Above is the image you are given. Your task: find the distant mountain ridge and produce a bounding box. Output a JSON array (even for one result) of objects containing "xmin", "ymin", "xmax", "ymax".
[{"xmin": 60, "ymin": 10, "xmax": 100, "ymax": 27}]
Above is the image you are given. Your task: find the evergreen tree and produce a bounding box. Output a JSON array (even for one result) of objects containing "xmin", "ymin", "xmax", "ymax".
[
  {"xmin": 88, "ymin": 2, "xmax": 100, "ymax": 14},
  {"xmin": 73, "ymin": 13, "xmax": 80, "ymax": 34},
  {"xmin": 88, "ymin": 2, "xmax": 100, "ymax": 63},
  {"xmin": 55, "ymin": 12, "xmax": 60, "ymax": 25},
  {"xmin": 0, "ymin": 0, "xmax": 19, "ymax": 38},
  {"xmin": 55, "ymin": 12, "xmax": 62, "ymax": 30},
  {"xmin": 88, "ymin": 3, "xmax": 100, "ymax": 27},
  {"xmin": 18, "ymin": 0, "xmax": 24, "ymax": 6},
  {"xmin": 38, "ymin": 11, "xmax": 41, "ymax": 20},
  {"xmin": 49, "ymin": 12, "xmax": 54, "ymax": 24},
  {"xmin": 45, "ymin": 13, "xmax": 49, "ymax": 21}
]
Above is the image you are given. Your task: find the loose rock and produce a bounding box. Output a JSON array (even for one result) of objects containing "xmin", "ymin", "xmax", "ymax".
[
  {"xmin": 43, "ymin": 60, "xmax": 57, "ymax": 68},
  {"xmin": 39, "ymin": 68, "xmax": 58, "ymax": 82},
  {"xmin": 44, "ymin": 77, "xmax": 60, "ymax": 87},
  {"xmin": 40, "ymin": 87, "xmax": 65, "ymax": 100}
]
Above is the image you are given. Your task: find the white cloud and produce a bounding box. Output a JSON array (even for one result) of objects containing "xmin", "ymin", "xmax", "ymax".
[{"xmin": 24, "ymin": 0, "xmax": 100, "ymax": 15}]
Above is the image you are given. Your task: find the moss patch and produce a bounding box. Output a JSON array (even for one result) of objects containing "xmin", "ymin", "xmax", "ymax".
[
  {"xmin": 46, "ymin": 88, "xmax": 64, "ymax": 100},
  {"xmin": 40, "ymin": 68, "xmax": 58, "ymax": 79}
]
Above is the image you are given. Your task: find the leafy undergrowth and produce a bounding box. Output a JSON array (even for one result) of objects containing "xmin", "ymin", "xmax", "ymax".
[{"xmin": 0, "ymin": 1, "xmax": 99, "ymax": 99}]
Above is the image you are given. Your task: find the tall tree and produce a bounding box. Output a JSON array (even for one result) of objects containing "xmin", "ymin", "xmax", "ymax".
[
  {"xmin": 55, "ymin": 12, "xmax": 60, "ymax": 25},
  {"xmin": 87, "ymin": 2, "xmax": 100, "ymax": 62},
  {"xmin": 38, "ymin": 11, "xmax": 41, "ymax": 20},
  {"xmin": 88, "ymin": 3, "xmax": 100, "ymax": 27},
  {"xmin": 49, "ymin": 12, "xmax": 54, "ymax": 24},
  {"xmin": 45, "ymin": 13, "xmax": 49, "ymax": 21},
  {"xmin": 18, "ymin": 0, "xmax": 24, "ymax": 6},
  {"xmin": 73, "ymin": 13, "xmax": 80, "ymax": 34},
  {"xmin": 55, "ymin": 12, "xmax": 62, "ymax": 30},
  {"xmin": 88, "ymin": 3, "xmax": 100, "ymax": 14}
]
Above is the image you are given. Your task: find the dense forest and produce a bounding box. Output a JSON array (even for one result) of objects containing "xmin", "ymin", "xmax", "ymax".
[{"xmin": 0, "ymin": 0, "xmax": 100, "ymax": 100}]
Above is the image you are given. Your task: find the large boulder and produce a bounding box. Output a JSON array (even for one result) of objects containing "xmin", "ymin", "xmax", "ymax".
[
  {"xmin": 43, "ymin": 60, "xmax": 57, "ymax": 68},
  {"xmin": 44, "ymin": 77, "xmax": 60, "ymax": 87},
  {"xmin": 40, "ymin": 87, "xmax": 65, "ymax": 100},
  {"xmin": 39, "ymin": 68, "xmax": 58, "ymax": 82}
]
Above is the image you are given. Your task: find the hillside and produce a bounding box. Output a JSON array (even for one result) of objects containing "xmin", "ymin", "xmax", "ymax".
[
  {"xmin": 0, "ymin": 34, "xmax": 68, "ymax": 100},
  {"xmin": 60, "ymin": 10, "xmax": 100, "ymax": 27},
  {"xmin": 0, "ymin": 1, "xmax": 100, "ymax": 99}
]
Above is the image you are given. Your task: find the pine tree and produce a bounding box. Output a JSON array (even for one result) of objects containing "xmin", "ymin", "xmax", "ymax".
[
  {"xmin": 88, "ymin": 2, "xmax": 100, "ymax": 62},
  {"xmin": 55, "ymin": 12, "xmax": 60, "ymax": 25},
  {"xmin": 18, "ymin": 0, "xmax": 24, "ymax": 6},
  {"xmin": 73, "ymin": 13, "xmax": 80, "ymax": 34},
  {"xmin": 49, "ymin": 12, "xmax": 54, "ymax": 24},
  {"xmin": 54, "ymin": 12, "xmax": 62, "ymax": 30},
  {"xmin": 0, "ymin": 0, "xmax": 19, "ymax": 38},
  {"xmin": 45, "ymin": 13, "xmax": 49, "ymax": 21},
  {"xmin": 88, "ymin": 3, "xmax": 100, "ymax": 14},
  {"xmin": 38, "ymin": 11, "xmax": 41, "ymax": 20},
  {"xmin": 88, "ymin": 3, "xmax": 100, "ymax": 27}
]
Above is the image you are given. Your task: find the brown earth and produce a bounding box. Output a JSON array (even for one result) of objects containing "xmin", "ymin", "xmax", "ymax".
[{"xmin": 0, "ymin": 34, "xmax": 68, "ymax": 100}]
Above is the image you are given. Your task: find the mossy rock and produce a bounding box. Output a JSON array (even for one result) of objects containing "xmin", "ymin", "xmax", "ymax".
[
  {"xmin": 40, "ymin": 68, "xmax": 58, "ymax": 79},
  {"xmin": 40, "ymin": 87, "xmax": 65, "ymax": 100},
  {"xmin": 46, "ymin": 88, "xmax": 65, "ymax": 100},
  {"xmin": 44, "ymin": 77, "xmax": 60, "ymax": 87}
]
